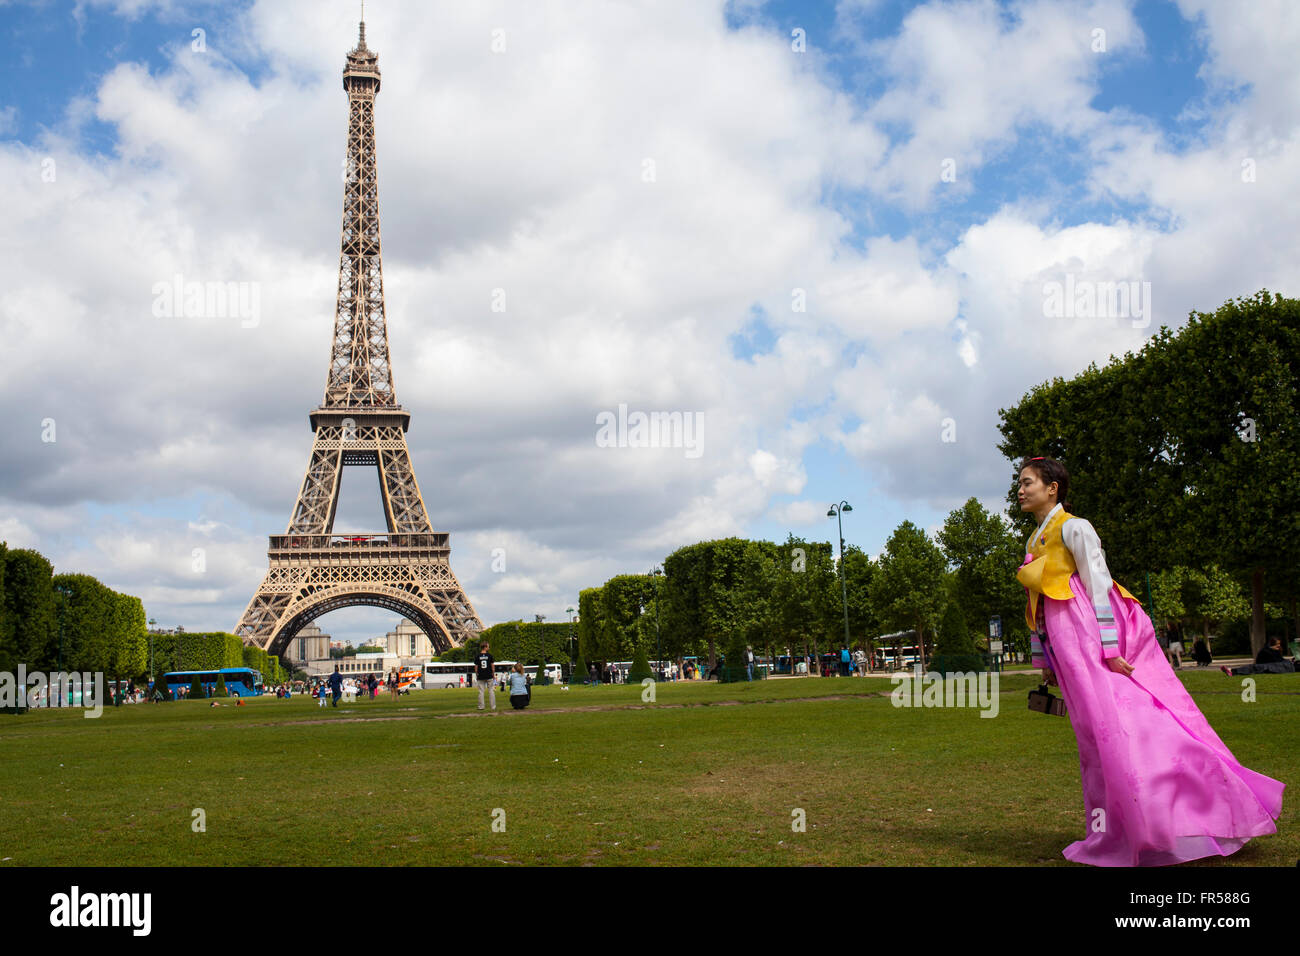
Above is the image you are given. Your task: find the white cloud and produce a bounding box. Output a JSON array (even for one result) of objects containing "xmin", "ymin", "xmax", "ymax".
[
  {"xmin": 0, "ymin": 516, "xmax": 40, "ymax": 550},
  {"xmin": 859, "ymin": 0, "xmax": 1143, "ymax": 208},
  {"xmin": 3, "ymin": 0, "xmax": 1299, "ymax": 640},
  {"xmin": 769, "ymin": 500, "xmax": 830, "ymax": 527}
]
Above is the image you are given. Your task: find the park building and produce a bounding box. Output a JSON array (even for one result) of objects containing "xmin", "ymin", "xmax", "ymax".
[
  {"xmin": 297, "ymin": 619, "xmax": 439, "ymax": 680},
  {"xmin": 330, "ymin": 651, "xmax": 403, "ymax": 680},
  {"xmin": 291, "ymin": 624, "xmax": 332, "ymax": 665}
]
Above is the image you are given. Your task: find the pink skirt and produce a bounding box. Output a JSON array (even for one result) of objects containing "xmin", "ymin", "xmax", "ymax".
[{"xmin": 1040, "ymin": 573, "xmax": 1284, "ymax": 866}]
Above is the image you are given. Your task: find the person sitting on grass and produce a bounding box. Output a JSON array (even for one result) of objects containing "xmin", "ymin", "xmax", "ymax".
[
  {"xmin": 1221, "ymin": 637, "xmax": 1298, "ymax": 676},
  {"xmin": 508, "ymin": 662, "xmax": 531, "ymax": 710}
]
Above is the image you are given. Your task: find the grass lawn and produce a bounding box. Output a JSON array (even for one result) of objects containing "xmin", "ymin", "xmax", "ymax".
[{"xmin": 0, "ymin": 670, "xmax": 1293, "ymax": 866}]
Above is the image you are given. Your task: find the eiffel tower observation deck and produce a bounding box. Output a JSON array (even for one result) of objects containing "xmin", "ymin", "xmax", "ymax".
[{"xmin": 234, "ymin": 19, "xmax": 484, "ymax": 657}]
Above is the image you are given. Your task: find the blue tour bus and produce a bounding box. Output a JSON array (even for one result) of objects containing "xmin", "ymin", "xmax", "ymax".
[{"xmin": 160, "ymin": 667, "xmax": 264, "ymax": 698}]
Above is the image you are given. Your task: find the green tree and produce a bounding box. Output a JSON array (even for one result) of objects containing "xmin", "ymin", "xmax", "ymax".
[
  {"xmin": 601, "ymin": 574, "xmax": 656, "ymax": 659},
  {"xmin": 840, "ymin": 546, "xmax": 881, "ymax": 663},
  {"xmin": 577, "ymin": 588, "xmax": 606, "ymax": 665},
  {"xmin": 999, "ymin": 291, "xmax": 1300, "ymax": 658},
  {"xmin": 152, "ymin": 673, "xmax": 172, "ymax": 701},
  {"xmin": 767, "ymin": 536, "xmax": 835, "ymax": 669},
  {"xmin": 1148, "ymin": 566, "xmax": 1187, "ymax": 627},
  {"xmin": 4, "ymin": 549, "xmax": 57, "ymax": 669},
  {"xmin": 628, "ymin": 644, "xmax": 652, "ymax": 682},
  {"xmin": 108, "ymin": 592, "xmax": 148, "ymax": 682},
  {"xmin": 51, "ymin": 573, "xmax": 114, "ymax": 674},
  {"xmin": 188, "ymin": 676, "xmax": 205, "ymax": 699},
  {"xmin": 936, "ymin": 593, "xmax": 978, "ymax": 656},
  {"xmin": 663, "ymin": 538, "xmax": 768, "ymax": 671},
  {"xmin": 937, "ymin": 497, "xmax": 1028, "ymax": 645},
  {"xmin": 213, "ymin": 674, "xmax": 228, "ymax": 698},
  {"xmin": 1151, "ymin": 565, "xmax": 1250, "ymax": 654},
  {"xmin": 0, "ymin": 541, "xmax": 10, "ymax": 673},
  {"xmin": 661, "ymin": 546, "xmax": 705, "ymax": 662},
  {"xmin": 872, "ymin": 521, "xmax": 947, "ymax": 669}
]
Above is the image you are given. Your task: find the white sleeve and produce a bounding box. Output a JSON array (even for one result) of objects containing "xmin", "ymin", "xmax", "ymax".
[
  {"xmin": 1061, "ymin": 518, "xmax": 1111, "ymax": 604},
  {"xmin": 1061, "ymin": 518, "xmax": 1121, "ymax": 658}
]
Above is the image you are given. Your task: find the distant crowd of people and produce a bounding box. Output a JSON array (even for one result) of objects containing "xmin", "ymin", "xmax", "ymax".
[{"xmin": 312, "ymin": 668, "xmax": 410, "ymax": 707}]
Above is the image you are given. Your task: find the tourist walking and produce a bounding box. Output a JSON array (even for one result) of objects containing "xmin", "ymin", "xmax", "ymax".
[
  {"xmin": 1165, "ymin": 622, "xmax": 1184, "ymax": 669},
  {"xmin": 1015, "ymin": 455, "xmax": 1283, "ymax": 865},
  {"xmin": 474, "ymin": 641, "xmax": 496, "ymax": 711},
  {"xmin": 327, "ymin": 666, "xmax": 343, "ymax": 707}
]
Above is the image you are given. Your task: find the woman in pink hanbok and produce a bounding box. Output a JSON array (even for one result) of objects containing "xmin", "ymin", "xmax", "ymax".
[{"xmin": 1015, "ymin": 456, "xmax": 1284, "ymax": 866}]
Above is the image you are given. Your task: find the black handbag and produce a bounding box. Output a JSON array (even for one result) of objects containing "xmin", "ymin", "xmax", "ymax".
[{"xmin": 1027, "ymin": 683, "xmax": 1067, "ymax": 716}]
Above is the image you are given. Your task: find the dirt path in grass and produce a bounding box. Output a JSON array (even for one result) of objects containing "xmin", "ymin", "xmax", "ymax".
[
  {"xmin": 192, "ymin": 684, "xmax": 1290, "ymax": 729},
  {"xmin": 247, "ymin": 693, "xmax": 882, "ymax": 727}
]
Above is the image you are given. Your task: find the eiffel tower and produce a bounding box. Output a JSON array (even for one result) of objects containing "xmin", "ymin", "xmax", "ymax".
[{"xmin": 235, "ymin": 18, "xmax": 483, "ymax": 658}]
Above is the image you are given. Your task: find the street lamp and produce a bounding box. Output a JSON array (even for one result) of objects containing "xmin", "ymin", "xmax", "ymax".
[
  {"xmin": 828, "ymin": 501, "xmax": 853, "ymax": 674},
  {"xmin": 534, "ymin": 615, "xmax": 546, "ymax": 678},
  {"xmin": 651, "ymin": 566, "xmax": 663, "ymax": 680},
  {"xmin": 566, "ymin": 606, "xmax": 576, "ymax": 683},
  {"xmin": 147, "ymin": 618, "xmax": 156, "ymax": 683},
  {"xmin": 53, "ymin": 583, "xmax": 71, "ymax": 706}
]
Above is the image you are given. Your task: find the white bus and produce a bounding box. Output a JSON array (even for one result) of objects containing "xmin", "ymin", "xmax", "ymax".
[
  {"xmin": 422, "ymin": 661, "xmax": 473, "ymax": 689},
  {"xmin": 491, "ymin": 661, "xmax": 565, "ymax": 685}
]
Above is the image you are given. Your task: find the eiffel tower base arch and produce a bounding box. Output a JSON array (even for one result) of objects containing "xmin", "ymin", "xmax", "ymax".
[
  {"xmin": 235, "ymin": 535, "xmax": 482, "ymax": 658},
  {"xmin": 258, "ymin": 587, "xmax": 450, "ymax": 661}
]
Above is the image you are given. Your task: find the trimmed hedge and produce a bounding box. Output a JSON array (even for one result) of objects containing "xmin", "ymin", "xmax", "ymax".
[
  {"xmin": 716, "ymin": 662, "xmax": 766, "ymax": 683},
  {"xmin": 928, "ymin": 653, "xmax": 990, "ymax": 676},
  {"xmin": 627, "ymin": 645, "xmax": 653, "ymax": 682},
  {"xmin": 151, "ymin": 632, "xmax": 243, "ymax": 674}
]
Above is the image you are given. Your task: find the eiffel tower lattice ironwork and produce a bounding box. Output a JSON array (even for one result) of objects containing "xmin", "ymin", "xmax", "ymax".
[{"xmin": 235, "ymin": 19, "xmax": 483, "ymax": 658}]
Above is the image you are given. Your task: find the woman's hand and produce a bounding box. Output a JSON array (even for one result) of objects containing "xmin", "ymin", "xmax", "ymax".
[
  {"xmin": 1041, "ymin": 668, "xmax": 1057, "ymax": 686},
  {"xmin": 1107, "ymin": 657, "xmax": 1135, "ymax": 676}
]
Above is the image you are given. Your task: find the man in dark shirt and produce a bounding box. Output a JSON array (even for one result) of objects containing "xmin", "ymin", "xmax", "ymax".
[
  {"xmin": 327, "ymin": 666, "xmax": 343, "ymax": 707},
  {"xmin": 475, "ymin": 642, "xmax": 497, "ymax": 711}
]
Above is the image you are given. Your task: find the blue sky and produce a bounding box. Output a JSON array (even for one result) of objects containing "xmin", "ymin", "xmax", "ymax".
[{"xmin": 2, "ymin": 0, "xmax": 1295, "ymax": 645}]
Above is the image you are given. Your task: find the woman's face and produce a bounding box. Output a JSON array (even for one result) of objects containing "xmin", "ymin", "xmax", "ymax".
[{"xmin": 1017, "ymin": 467, "xmax": 1058, "ymax": 514}]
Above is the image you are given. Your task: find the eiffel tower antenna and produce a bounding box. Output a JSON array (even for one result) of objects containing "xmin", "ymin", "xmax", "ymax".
[{"xmin": 235, "ymin": 22, "xmax": 484, "ymax": 659}]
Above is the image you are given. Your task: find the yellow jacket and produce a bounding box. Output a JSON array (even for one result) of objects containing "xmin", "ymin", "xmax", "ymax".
[{"xmin": 1016, "ymin": 506, "xmax": 1137, "ymax": 632}]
